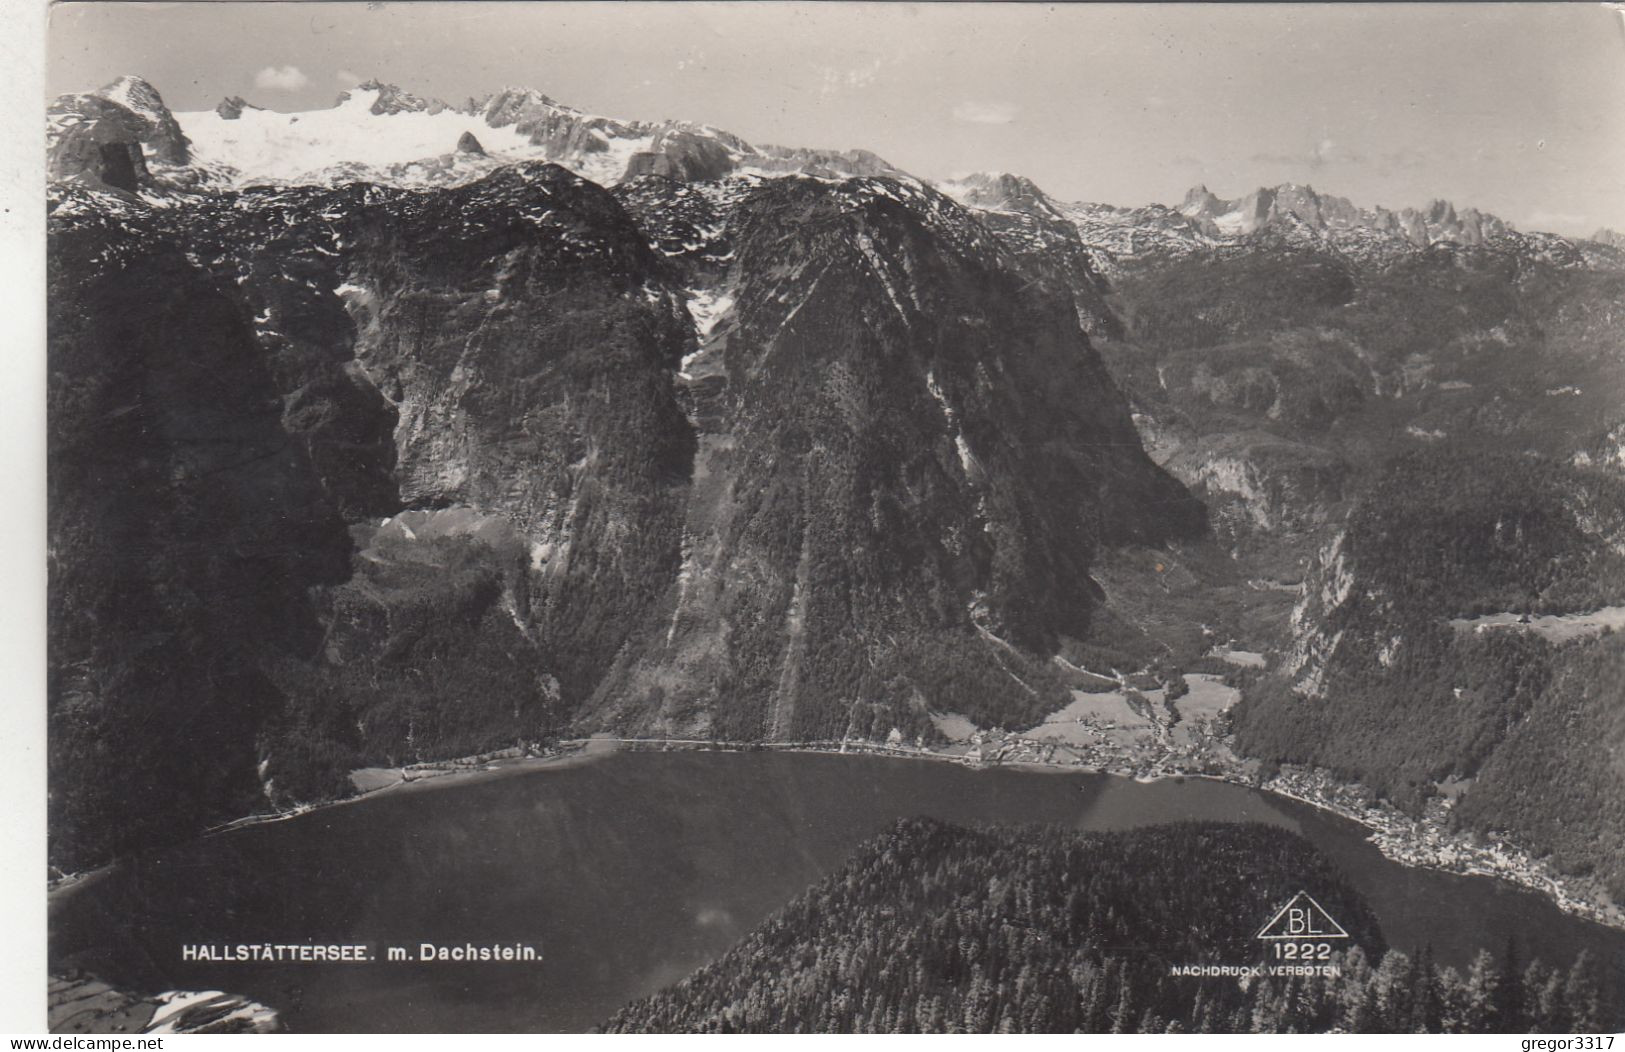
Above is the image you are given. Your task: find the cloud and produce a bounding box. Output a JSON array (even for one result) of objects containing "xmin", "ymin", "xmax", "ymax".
[
  {"xmin": 335, "ymin": 69, "xmax": 363, "ymax": 88},
  {"xmin": 952, "ymin": 101, "xmax": 1018, "ymax": 125},
  {"xmin": 255, "ymin": 65, "xmax": 310, "ymax": 92}
]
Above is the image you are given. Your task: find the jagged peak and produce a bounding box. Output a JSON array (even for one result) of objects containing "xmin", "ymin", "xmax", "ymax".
[
  {"xmin": 938, "ymin": 171, "xmax": 1062, "ymax": 218},
  {"xmin": 98, "ymin": 75, "xmax": 164, "ymax": 106},
  {"xmin": 1175, "ymin": 183, "xmax": 1520, "ymax": 240},
  {"xmin": 478, "ymin": 84, "xmax": 572, "ymax": 113},
  {"xmin": 93, "ymin": 75, "xmax": 176, "ymax": 126},
  {"xmin": 1422, "ymin": 198, "xmax": 1457, "ymax": 223},
  {"xmin": 333, "ymin": 79, "xmax": 452, "ymax": 115},
  {"xmin": 1179, "ymin": 184, "xmax": 1223, "ymax": 214},
  {"xmin": 489, "ymin": 84, "xmax": 562, "ymax": 103},
  {"xmin": 951, "ymin": 170, "xmax": 1041, "ymax": 191},
  {"xmin": 80, "ymin": 74, "xmax": 191, "ymax": 166},
  {"xmin": 215, "ymin": 96, "xmax": 262, "ymax": 121}
]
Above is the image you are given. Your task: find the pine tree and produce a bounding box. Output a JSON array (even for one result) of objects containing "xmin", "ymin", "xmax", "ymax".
[
  {"xmin": 1564, "ymin": 950, "xmax": 1606, "ymax": 1033},
  {"xmin": 962, "ymin": 970, "xmax": 995, "ymax": 1033},
  {"xmin": 1109, "ymin": 962, "xmax": 1136, "ymax": 1034},
  {"xmin": 1189, "ymin": 987, "xmax": 1218, "ymax": 1034},
  {"xmin": 1464, "ymin": 949, "xmax": 1500, "ymax": 1033},
  {"xmin": 1373, "ymin": 949, "xmax": 1412, "ymax": 1032}
]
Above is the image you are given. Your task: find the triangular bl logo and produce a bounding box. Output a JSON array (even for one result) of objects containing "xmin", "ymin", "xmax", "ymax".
[{"xmin": 1255, "ymin": 891, "xmax": 1349, "ymax": 940}]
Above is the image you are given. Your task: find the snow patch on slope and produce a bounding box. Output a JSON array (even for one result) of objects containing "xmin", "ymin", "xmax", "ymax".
[
  {"xmin": 926, "ymin": 369, "xmax": 978, "ymax": 475},
  {"xmin": 680, "ymin": 287, "xmax": 735, "ymax": 377},
  {"xmin": 176, "ymin": 88, "xmax": 540, "ymax": 185}
]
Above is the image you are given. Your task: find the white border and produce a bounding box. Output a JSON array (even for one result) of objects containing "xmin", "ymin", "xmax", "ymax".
[{"xmin": 1, "ymin": 0, "xmax": 50, "ymax": 1036}]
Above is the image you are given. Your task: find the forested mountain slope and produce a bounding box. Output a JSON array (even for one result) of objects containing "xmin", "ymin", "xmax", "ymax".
[{"xmin": 603, "ymin": 818, "xmax": 1614, "ymax": 1033}]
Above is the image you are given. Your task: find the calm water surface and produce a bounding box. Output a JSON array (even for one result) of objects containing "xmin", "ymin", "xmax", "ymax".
[{"xmin": 50, "ymin": 750, "xmax": 1625, "ymax": 1032}]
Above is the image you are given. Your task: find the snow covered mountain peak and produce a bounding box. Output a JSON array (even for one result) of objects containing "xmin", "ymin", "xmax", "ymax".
[
  {"xmin": 44, "ymin": 74, "xmax": 1618, "ymax": 274},
  {"xmin": 938, "ymin": 172, "xmax": 1063, "ymax": 219},
  {"xmin": 476, "ymin": 84, "xmax": 572, "ymax": 116},
  {"xmin": 93, "ymin": 75, "xmax": 192, "ymax": 165},
  {"xmin": 49, "ymin": 74, "xmax": 911, "ymax": 191},
  {"xmin": 99, "ymin": 74, "xmax": 166, "ymax": 114},
  {"xmin": 173, "ymin": 84, "xmax": 538, "ymax": 187},
  {"xmin": 333, "ymin": 79, "xmax": 455, "ymax": 116}
]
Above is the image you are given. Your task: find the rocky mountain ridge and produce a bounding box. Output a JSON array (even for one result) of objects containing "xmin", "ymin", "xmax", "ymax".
[
  {"xmin": 950, "ymin": 172, "xmax": 1621, "ymax": 274},
  {"xmin": 48, "ymin": 76, "xmax": 1624, "ymax": 276},
  {"xmin": 50, "ymin": 75, "xmax": 906, "ymax": 193}
]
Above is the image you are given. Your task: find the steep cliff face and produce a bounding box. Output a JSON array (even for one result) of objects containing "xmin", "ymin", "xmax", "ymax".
[
  {"xmin": 47, "ymin": 163, "xmax": 701, "ymax": 860},
  {"xmin": 937, "ymin": 173, "xmax": 1121, "ymax": 339},
  {"xmin": 1277, "ymin": 529, "xmax": 1358, "ymax": 700},
  {"xmin": 95, "ymin": 76, "xmax": 193, "ymax": 165},
  {"xmin": 1263, "ymin": 451, "xmax": 1625, "ymax": 706},
  {"xmin": 47, "ymin": 95, "xmax": 154, "ymax": 192},
  {"xmin": 48, "ymin": 201, "xmax": 353, "ymax": 870},
  {"xmin": 338, "ymin": 165, "xmax": 697, "ymax": 702}
]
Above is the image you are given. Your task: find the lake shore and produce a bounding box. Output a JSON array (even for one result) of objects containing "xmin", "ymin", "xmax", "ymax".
[{"xmin": 56, "ymin": 725, "xmax": 1620, "ymax": 934}]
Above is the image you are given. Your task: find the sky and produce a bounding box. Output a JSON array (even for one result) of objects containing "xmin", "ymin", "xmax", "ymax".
[{"xmin": 46, "ymin": 2, "xmax": 1625, "ymax": 237}]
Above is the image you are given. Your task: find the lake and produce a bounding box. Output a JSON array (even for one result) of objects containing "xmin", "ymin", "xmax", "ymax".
[{"xmin": 49, "ymin": 749, "xmax": 1625, "ymax": 1032}]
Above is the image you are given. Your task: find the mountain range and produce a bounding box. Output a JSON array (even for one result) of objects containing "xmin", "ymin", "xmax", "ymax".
[
  {"xmin": 45, "ymin": 73, "xmax": 1625, "ymax": 920},
  {"xmin": 51, "ymin": 76, "xmax": 1623, "ymax": 269}
]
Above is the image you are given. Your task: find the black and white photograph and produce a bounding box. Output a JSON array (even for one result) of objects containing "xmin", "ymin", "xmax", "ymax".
[{"xmin": 19, "ymin": 0, "xmax": 1625, "ymax": 1036}]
